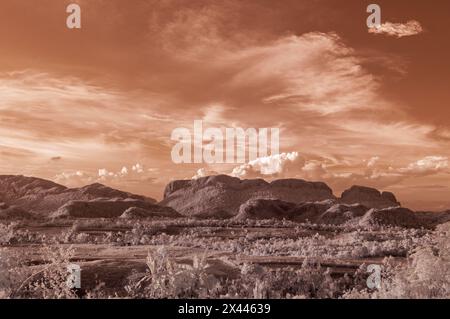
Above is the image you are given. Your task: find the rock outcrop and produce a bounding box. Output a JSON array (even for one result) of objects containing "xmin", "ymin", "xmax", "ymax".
[
  {"xmin": 340, "ymin": 186, "xmax": 400, "ymax": 209},
  {"xmin": 234, "ymin": 199, "xmax": 446, "ymax": 229},
  {"xmin": 234, "ymin": 199, "xmax": 332, "ymax": 222},
  {"xmin": 316, "ymin": 203, "xmax": 369, "ymax": 225},
  {"xmin": 359, "ymin": 207, "xmax": 423, "ymax": 228},
  {"xmin": 235, "ymin": 199, "xmax": 371, "ymax": 224},
  {"xmin": 161, "ymin": 175, "xmax": 405, "ymax": 218},
  {"xmin": 161, "ymin": 175, "xmax": 335, "ymax": 218}
]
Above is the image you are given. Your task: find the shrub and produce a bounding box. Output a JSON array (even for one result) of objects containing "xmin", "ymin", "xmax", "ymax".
[
  {"xmin": 9, "ymin": 245, "xmax": 78, "ymax": 299},
  {"xmin": 344, "ymin": 222, "xmax": 450, "ymax": 299},
  {"xmin": 124, "ymin": 248, "xmax": 220, "ymax": 298}
]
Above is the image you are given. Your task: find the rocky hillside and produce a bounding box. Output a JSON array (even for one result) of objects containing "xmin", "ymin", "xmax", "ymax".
[
  {"xmin": 161, "ymin": 175, "xmax": 335, "ymax": 218},
  {"xmin": 340, "ymin": 185, "xmax": 400, "ymax": 209},
  {"xmin": 0, "ymin": 175, "xmax": 165, "ymax": 218},
  {"xmin": 235, "ymin": 198, "xmax": 448, "ymax": 228},
  {"xmin": 161, "ymin": 175, "xmax": 400, "ymax": 218}
]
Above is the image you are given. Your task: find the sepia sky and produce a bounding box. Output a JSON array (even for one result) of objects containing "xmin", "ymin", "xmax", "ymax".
[{"xmin": 0, "ymin": 0, "xmax": 449, "ymax": 210}]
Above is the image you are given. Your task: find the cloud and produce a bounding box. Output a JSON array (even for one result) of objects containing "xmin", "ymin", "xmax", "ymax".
[
  {"xmin": 0, "ymin": 146, "xmax": 35, "ymax": 159},
  {"xmin": 132, "ymin": 163, "xmax": 144, "ymax": 174},
  {"xmin": 226, "ymin": 153, "xmax": 449, "ymax": 192},
  {"xmin": 0, "ymin": 34, "xmax": 438, "ymax": 181},
  {"xmin": 56, "ymin": 163, "xmax": 157, "ymax": 190},
  {"xmin": 192, "ymin": 168, "xmax": 219, "ymax": 180},
  {"xmin": 97, "ymin": 163, "xmax": 147, "ymax": 180},
  {"xmin": 367, "ymin": 156, "xmax": 380, "ymax": 168},
  {"xmin": 397, "ymin": 156, "xmax": 449, "ymax": 176},
  {"xmin": 150, "ymin": 26, "xmax": 441, "ymax": 165},
  {"xmin": 0, "ymin": 70, "xmax": 180, "ymax": 177},
  {"xmin": 369, "ymin": 20, "xmax": 423, "ymax": 38},
  {"xmin": 231, "ymin": 152, "xmax": 304, "ymax": 179},
  {"xmin": 220, "ymin": 33, "xmax": 383, "ymax": 115},
  {"xmin": 229, "ymin": 152, "xmax": 335, "ymax": 182},
  {"xmin": 54, "ymin": 171, "xmax": 94, "ymax": 187},
  {"xmin": 0, "ymin": 2, "xmax": 447, "ymax": 209}
]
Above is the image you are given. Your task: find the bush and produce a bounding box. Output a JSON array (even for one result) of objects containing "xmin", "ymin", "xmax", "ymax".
[
  {"xmin": 344, "ymin": 222, "xmax": 450, "ymax": 299},
  {"xmin": 124, "ymin": 248, "xmax": 220, "ymax": 298}
]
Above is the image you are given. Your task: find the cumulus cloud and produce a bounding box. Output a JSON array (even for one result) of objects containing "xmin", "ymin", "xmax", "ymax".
[
  {"xmin": 97, "ymin": 163, "xmax": 146, "ymax": 180},
  {"xmin": 98, "ymin": 169, "xmax": 111, "ymax": 177},
  {"xmin": 367, "ymin": 156, "xmax": 380, "ymax": 168},
  {"xmin": 369, "ymin": 20, "xmax": 423, "ymax": 38},
  {"xmin": 132, "ymin": 163, "xmax": 144, "ymax": 174},
  {"xmin": 56, "ymin": 163, "xmax": 157, "ymax": 191},
  {"xmin": 192, "ymin": 168, "xmax": 219, "ymax": 180},
  {"xmin": 54, "ymin": 171, "xmax": 94, "ymax": 187},
  {"xmin": 231, "ymin": 152, "xmax": 305, "ymax": 179},
  {"xmin": 228, "ymin": 152, "xmax": 333, "ymax": 181}
]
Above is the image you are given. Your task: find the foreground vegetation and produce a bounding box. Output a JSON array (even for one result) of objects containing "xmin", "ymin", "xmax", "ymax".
[{"xmin": 0, "ymin": 218, "xmax": 448, "ymax": 299}]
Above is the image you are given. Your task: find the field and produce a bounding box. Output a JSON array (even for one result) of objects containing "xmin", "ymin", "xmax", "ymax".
[{"xmin": 1, "ymin": 217, "xmax": 448, "ymax": 299}]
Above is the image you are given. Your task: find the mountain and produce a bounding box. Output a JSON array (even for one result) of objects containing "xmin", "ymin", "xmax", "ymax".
[
  {"xmin": 161, "ymin": 175, "xmax": 400, "ymax": 218},
  {"xmin": 0, "ymin": 175, "xmax": 167, "ymax": 219},
  {"xmin": 161, "ymin": 175, "xmax": 335, "ymax": 218},
  {"xmin": 358, "ymin": 207, "xmax": 423, "ymax": 228},
  {"xmin": 340, "ymin": 185, "xmax": 400, "ymax": 209},
  {"xmin": 0, "ymin": 175, "xmax": 156, "ymax": 213},
  {"xmin": 1, "ymin": 174, "xmax": 448, "ymax": 228}
]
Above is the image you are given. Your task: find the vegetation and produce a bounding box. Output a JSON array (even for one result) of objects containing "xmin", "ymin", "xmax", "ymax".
[{"xmin": 0, "ymin": 218, "xmax": 448, "ymax": 299}]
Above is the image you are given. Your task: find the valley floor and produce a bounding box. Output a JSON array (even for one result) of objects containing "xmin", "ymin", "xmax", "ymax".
[{"xmin": 1, "ymin": 218, "xmax": 449, "ymax": 299}]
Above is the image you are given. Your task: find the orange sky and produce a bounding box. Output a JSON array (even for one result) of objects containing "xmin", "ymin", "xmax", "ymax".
[{"xmin": 0, "ymin": 0, "xmax": 449, "ymax": 210}]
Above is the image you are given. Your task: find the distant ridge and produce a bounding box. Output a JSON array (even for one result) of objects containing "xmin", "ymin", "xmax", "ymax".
[
  {"xmin": 0, "ymin": 174, "xmax": 449, "ymax": 228},
  {"xmin": 0, "ymin": 175, "xmax": 157, "ymax": 218}
]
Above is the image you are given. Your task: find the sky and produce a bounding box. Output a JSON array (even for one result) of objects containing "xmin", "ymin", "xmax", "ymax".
[{"xmin": 0, "ymin": 0, "xmax": 449, "ymax": 210}]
